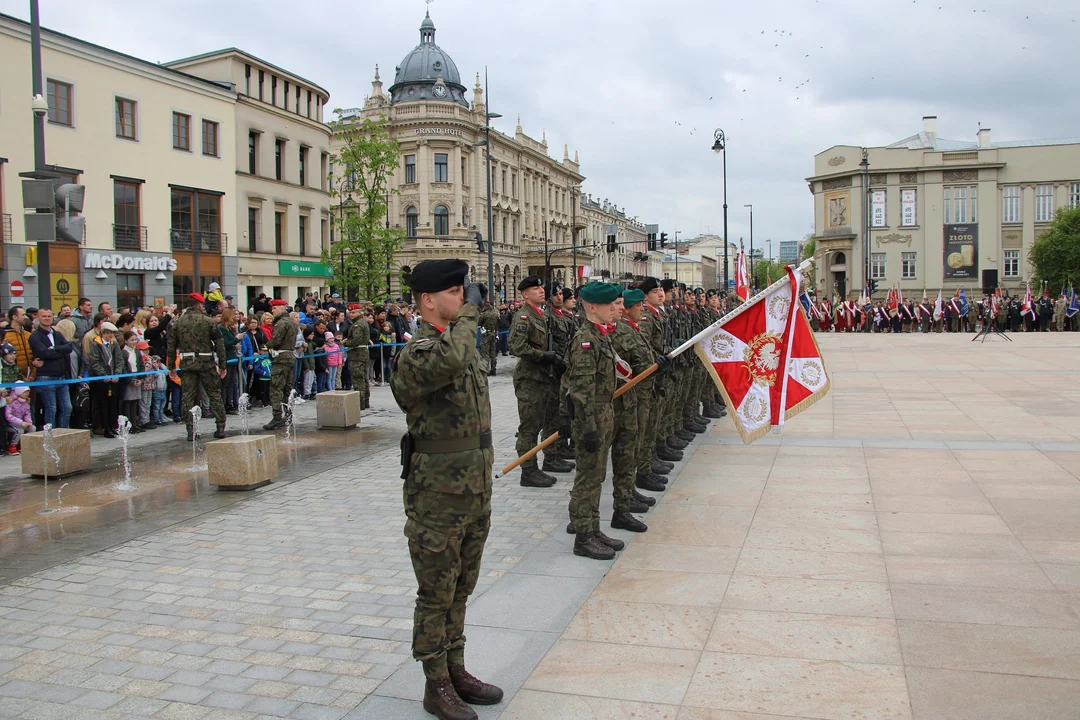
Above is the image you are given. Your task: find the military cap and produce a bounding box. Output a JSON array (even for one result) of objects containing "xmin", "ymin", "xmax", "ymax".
[
  {"xmin": 678, "ymin": 283, "xmax": 687, "ymax": 292},
  {"xmin": 347, "ymin": 303, "xmax": 361, "ymax": 310},
  {"xmin": 518, "ymin": 275, "xmax": 543, "ymax": 292},
  {"xmin": 578, "ymin": 281, "xmax": 621, "ymax": 304},
  {"xmin": 269, "ymin": 299, "xmax": 288, "ymax": 307},
  {"xmin": 638, "ymin": 277, "xmax": 660, "ymax": 294},
  {"xmin": 544, "ymin": 282, "xmax": 562, "ymax": 299},
  {"xmin": 410, "ymin": 259, "xmax": 469, "ymax": 294},
  {"xmin": 622, "ymin": 288, "xmax": 645, "ymax": 307},
  {"xmin": 706, "ymin": 288, "xmax": 719, "ymax": 299},
  {"xmin": 188, "ymin": 292, "xmax": 205, "ymax": 303},
  {"xmin": 660, "ymin": 279, "xmax": 677, "ymax": 292},
  {"xmin": 561, "ymin": 287, "xmax": 575, "ymax": 301}
]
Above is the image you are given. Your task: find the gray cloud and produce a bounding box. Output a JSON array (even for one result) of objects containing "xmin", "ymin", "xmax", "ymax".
[{"xmin": 4, "ymin": 0, "xmax": 1076, "ymax": 246}]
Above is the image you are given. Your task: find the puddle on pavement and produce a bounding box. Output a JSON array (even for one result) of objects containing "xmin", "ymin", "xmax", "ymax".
[{"xmin": 0, "ymin": 421, "xmax": 384, "ymax": 562}]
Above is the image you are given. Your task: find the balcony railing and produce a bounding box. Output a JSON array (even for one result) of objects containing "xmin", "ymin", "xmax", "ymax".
[
  {"xmin": 169, "ymin": 228, "xmax": 228, "ymax": 254},
  {"xmin": 1, "ymin": 213, "xmax": 11, "ymax": 244},
  {"xmin": 113, "ymin": 224, "xmax": 147, "ymax": 250}
]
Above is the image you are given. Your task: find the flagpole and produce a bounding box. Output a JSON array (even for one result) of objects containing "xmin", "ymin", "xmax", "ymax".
[{"xmin": 496, "ymin": 258, "xmax": 817, "ymax": 477}]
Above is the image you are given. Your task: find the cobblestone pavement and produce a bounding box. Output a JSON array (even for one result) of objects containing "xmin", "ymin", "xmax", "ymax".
[{"xmin": 0, "ymin": 358, "xmax": 588, "ymax": 719}]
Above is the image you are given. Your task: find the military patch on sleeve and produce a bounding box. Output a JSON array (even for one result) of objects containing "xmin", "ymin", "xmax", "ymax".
[
  {"xmin": 581, "ymin": 342, "xmax": 592, "ymax": 349},
  {"xmin": 520, "ymin": 315, "xmax": 528, "ymax": 320},
  {"xmin": 412, "ymin": 338, "xmax": 436, "ymax": 351}
]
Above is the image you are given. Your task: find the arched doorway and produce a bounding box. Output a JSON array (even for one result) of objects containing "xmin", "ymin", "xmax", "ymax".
[{"xmin": 831, "ymin": 251, "xmax": 848, "ymax": 299}]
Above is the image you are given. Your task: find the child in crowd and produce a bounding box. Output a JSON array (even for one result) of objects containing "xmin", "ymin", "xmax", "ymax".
[
  {"xmin": 120, "ymin": 330, "xmax": 144, "ymax": 433},
  {"xmin": 88, "ymin": 321, "xmax": 123, "ymax": 438},
  {"xmin": 136, "ymin": 340, "xmax": 155, "ymax": 429},
  {"xmin": 5, "ymin": 383, "xmax": 32, "ymax": 455},
  {"xmin": 1, "ymin": 343, "xmax": 19, "ymax": 386},
  {"xmin": 149, "ymin": 356, "xmax": 168, "ymax": 427},
  {"xmin": 324, "ymin": 331, "xmax": 343, "ymax": 392}
]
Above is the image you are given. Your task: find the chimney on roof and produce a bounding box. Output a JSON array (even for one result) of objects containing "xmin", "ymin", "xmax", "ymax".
[
  {"xmin": 977, "ymin": 127, "xmax": 991, "ymax": 149},
  {"xmin": 923, "ymin": 116, "xmax": 937, "ymax": 139}
]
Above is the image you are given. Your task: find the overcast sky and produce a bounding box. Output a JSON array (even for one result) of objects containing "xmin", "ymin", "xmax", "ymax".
[{"xmin": 4, "ymin": 0, "xmax": 1077, "ymax": 250}]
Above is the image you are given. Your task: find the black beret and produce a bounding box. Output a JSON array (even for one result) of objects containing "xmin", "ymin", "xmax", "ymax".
[
  {"xmin": 678, "ymin": 283, "xmax": 687, "ymax": 291},
  {"xmin": 561, "ymin": 287, "xmax": 575, "ymax": 301},
  {"xmin": 638, "ymin": 277, "xmax": 660, "ymax": 294},
  {"xmin": 544, "ymin": 282, "xmax": 562, "ymax": 299},
  {"xmin": 518, "ymin": 275, "xmax": 543, "ymax": 292},
  {"xmin": 410, "ymin": 259, "xmax": 469, "ymax": 294},
  {"xmin": 706, "ymin": 289, "xmax": 719, "ymax": 298}
]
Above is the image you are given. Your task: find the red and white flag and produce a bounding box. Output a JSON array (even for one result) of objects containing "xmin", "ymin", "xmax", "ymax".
[
  {"xmin": 1022, "ymin": 283, "xmax": 1036, "ymax": 319},
  {"xmin": 933, "ymin": 290, "xmax": 943, "ymax": 321},
  {"xmin": 694, "ymin": 267, "xmax": 830, "ymax": 443},
  {"xmin": 735, "ymin": 248, "xmax": 749, "ymax": 301}
]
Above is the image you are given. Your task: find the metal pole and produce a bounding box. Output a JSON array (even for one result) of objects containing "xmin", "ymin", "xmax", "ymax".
[
  {"xmin": 484, "ymin": 69, "xmax": 495, "ymax": 297},
  {"xmin": 863, "ymin": 148, "xmax": 871, "ymax": 297},
  {"xmin": 385, "ymin": 190, "xmax": 391, "ymax": 296},
  {"xmin": 193, "ymin": 191, "xmax": 201, "ymax": 292},
  {"xmin": 30, "ymin": 0, "xmax": 46, "ymax": 172},
  {"xmin": 571, "ymin": 188, "xmax": 577, "ymax": 287},
  {"xmin": 543, "ymin": 221, "xmax": 549, "ymax": 287},
  {"xmin": 747, "ymin": 205, "xmax": 754, "ymax": 289},
  {"xmin": 722, "ymin": 143, "xmax": 729, "ymax": 291}
]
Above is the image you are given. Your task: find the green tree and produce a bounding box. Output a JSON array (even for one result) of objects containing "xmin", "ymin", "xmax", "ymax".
[
  {"xmin": 325, "ymin": 115, "xmax": 405, "ymax": 300},
  {"xmin": 1030, "ymin": 205, "xmax": 1080, "ymax": 291},
  {"xmin": 801, "ymin": 236, "xmax": 816, "ymax": 260}
]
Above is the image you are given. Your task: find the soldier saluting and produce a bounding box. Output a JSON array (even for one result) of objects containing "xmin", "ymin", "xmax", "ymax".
[
  {"xmin": 390, "ymin": 259, "xmax": 502, "ymax": 720},
  {"xmin": 166, "ymin": 292, "xmax": 227, "ymax": 440}
]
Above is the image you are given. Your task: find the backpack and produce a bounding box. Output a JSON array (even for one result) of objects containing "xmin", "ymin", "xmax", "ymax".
[{"xmin": 253, "ymin": 356, "xmax": 272, "ymax": 379}]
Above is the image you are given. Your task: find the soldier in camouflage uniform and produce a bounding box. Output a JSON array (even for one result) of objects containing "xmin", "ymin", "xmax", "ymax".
[
  {"xmin": 262, "ymin": 299, "xmax": 298, "ymax": 430},
  {"xmin": 566, "ymin": 281, "xmax": 625, "ymax": 560},
  {"xmin": 389, "ymin": 259, "xmax": 502, "ymax": 720},
  {"xmin": 477, "ymin": 301, "xmax": 498, "ymax": 376},
  {"xmin": 509, "ymin": 276, "xmax": 570, "ymax": 487},
  {"xmin": 543, "ymin": 284, "xmax": 577, "ymax": 465},
  {"xmin": 636, "ymin": 278, "xmax": 675, "ymax": 484},
  {"xmin": 343, "ymin": 304, "xmax": 371, "ymax": 409},
  {"xmin": 167, "ymin": 293, "xmax": 228, "ymax": 440}
]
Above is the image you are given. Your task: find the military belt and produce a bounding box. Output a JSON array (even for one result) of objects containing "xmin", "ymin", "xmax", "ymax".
[
  {"xmin": 412, "ymin": 430, "xmax": 492, "ymax": 454},
  {"xmin": 268, "ymin": 349, "xmax": 289, "ymax": 358},
  {"xmin": 179, "ymin": 352, "xmax": 214, "ymax": 359}
]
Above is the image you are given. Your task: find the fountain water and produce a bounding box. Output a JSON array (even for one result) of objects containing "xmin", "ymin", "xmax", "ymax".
[
  {"xmin": 36, "ymin": 424, "xmax": 62, "ymax": 515},
  {"xmin": 114, "ymin": 416, "xmax": 135, "ymax": 491},
  {"xmin": 237, "ymin": 392, "xmax": 251, "ymax": 435},
  {"xmin": 282, "ymin": 389, "xmax": 304, "ymax": 444},
  {"xmin": 189, "ymin": 406, "xmax": 204, "ymax": 470}
]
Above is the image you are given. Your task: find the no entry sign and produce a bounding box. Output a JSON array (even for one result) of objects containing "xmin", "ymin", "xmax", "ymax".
[{"xmin": 10, "ymin": 280, "xmax": 24, "ymax": 298}]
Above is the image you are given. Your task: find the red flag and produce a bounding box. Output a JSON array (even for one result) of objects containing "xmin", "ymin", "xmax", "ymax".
[
  {"xmin": 735, "ymin": 248, "xmax": 749, "ymax": 301},
  {"xmin": 1022, "ymin": 283, "xmax": 1036, "ymax": 319},
  {"xmin": 694, "ymin": 268, "xmax": 830, "ymax": 443}
]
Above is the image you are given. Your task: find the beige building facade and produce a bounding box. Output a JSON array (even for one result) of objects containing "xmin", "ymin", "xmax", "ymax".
[
  {"xmin": 0, "ymin": 12, "xmax": 236, "ymax": 310},
  {"xmin": 164, "ymin": 50, "xmax": 334, "ymax": 310},
  {"xmin": 661, "ymin": 253, "xmax": 717, "ymax": 290},
  {"xmin": 809, "ymin": 116, "xmax": 1080, "ymax": 300},
  {"xmin": 579, "ymin": 194, "xmax": 662, "ymax": 284},
  {"xmin": 333, "ymin": 11, "xmax": 662, "ymax": 302}
]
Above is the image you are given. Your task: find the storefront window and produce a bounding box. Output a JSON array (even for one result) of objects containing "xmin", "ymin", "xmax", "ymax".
[{"xmin": 117, "ymin": 273, "xmax": 143, "ymax": 312}]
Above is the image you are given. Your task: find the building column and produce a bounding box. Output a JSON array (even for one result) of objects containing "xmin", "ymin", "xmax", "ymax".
[
  {"xmin": 452, "ymin": 144, "xmax": 463, "ymax": 230},
  {"xmin": 418, "ymin": 141, "xmax": 430, "ymax": 227}
]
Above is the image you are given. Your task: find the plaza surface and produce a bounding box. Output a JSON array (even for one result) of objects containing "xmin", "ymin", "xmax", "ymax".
[{"xmin": 0, "ymin": 332, "xmax": 1078, "ymax": 719}]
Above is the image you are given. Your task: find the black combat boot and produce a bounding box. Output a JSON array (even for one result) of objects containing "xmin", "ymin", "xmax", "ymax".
[
  {"xmin": 668, "ymin": 434, "xmax": 690, "ymax": 449},
  {"xmin": 574, "ymin": 532, "xmax": 615, "ymax": 560},
  {"xmin": 702, "ymin": 404, "xmax": 722, "ymax": 419},
  {"xmin": 647, "ymin": 473, "xmax": 669, "ymax": 485},
  {"xmin": 675, "ymin": 428, "xmax": 696, "ymax": 442},
  {"xmin": 423, "ymin": 677, "xmax": 477, "ymax": 720},
  {"xmin": 652, "ymin": 459, "xmax": 673, "ymax": 475},
  {"xmin": 542, "ymin": 456, "xmax": 575, "ymax": 473},
  {"xmin": 566, "ymin": 521, "xmax": 576, "ymax": 534},
  {"xmin": 594, "ymin": 529, "xmax": 625, "ymax": 551},
  {"xmin": 519, "ymin": 467, "xmax": 557, "ymax": 488},
  {"xmin": 623, "ymin": 498, "xmax": 650, "ymax": 514},
  {"xmin": 633, "ymin": 489, "xmax": 656, "ymax": 507},
  {"xmin": 263, "ymin": 413, "xmax": 286, "ymax": 431},
  {"xmin": 611, "ymin": 511, "xmax": 648, "ymax": 533},
  {"xmin": 686, "ymin": 420, "xmax": 708, "ymax": 434},
  {"xmin": 214, "ymin": 425, "xmax": 226, "ymax": 439},
  {"xmin": 635, "ymin": 473, "xmax": 665, "ymax": 492},
  {"xmin": 448, "ymin": 665, "xmax": 503, "ymax": 705},
  {"xmin": 656, "ymin": 445, "xmax": 682, "ymax": 462}
]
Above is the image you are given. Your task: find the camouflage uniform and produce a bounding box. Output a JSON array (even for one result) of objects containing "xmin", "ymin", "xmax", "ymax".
[
  {"xmin": 1054, "ymin": 297, "xmax": 1067, "ymax": 331},
  {"xmin": 509, "ymin": 304, "xmax": 556, "ymax": 470},
  {"xmin": 344, "ymin": 317, "xmax": 371, "ymax": 409},
  {"xmin": 390, "ymin": 303, "xmax": 492, "ymax": 681},
  {"xmin": 567, "ymin": 321, "xmax": 616, "ymax": 533},
  {"xmin": 610, "ymin": 319, "xmax": 653, "ymax": 511},
  {"xmin": 478, "ymin": 305, "xmax": 498, "ymax": 375},
  {"xmin": 166, "ymin": 306, "xmax": 227, "ymax": 434},
  {"xmin": 638, "ymin": 304, "xmax": 666, "ymax": 474},
  {"xmin": 266, "ymin": 312, "xmax": 299, "ymax": 419},
  {"xmin": 546, "ymin": 305, "xmax": 575, "ymax": 458}
]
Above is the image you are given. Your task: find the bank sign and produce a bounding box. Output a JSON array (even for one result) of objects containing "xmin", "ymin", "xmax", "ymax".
[
  {"xmin": 278, "ymin": 260, "xmax": 333, "ymax": 277},
  {"xmin": 84, "ymin": 252, "xmax": 178, "ymax": 272}
]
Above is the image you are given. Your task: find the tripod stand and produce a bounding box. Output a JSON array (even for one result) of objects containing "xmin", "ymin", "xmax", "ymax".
[{"xmin": 972, "ymin": 315, "xmax": 1011, "ymax": 343}]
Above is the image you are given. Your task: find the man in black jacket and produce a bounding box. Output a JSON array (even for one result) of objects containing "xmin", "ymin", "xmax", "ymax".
[{"xmin": 28, "ymin": 308, "xmax": 76, "ymax": 428}]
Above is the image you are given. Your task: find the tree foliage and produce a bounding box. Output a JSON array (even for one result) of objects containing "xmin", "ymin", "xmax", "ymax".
[
  {"xmin": 324, "ymin": 115, "xmax": 405, "ymax": 300},
  {"xmin": 1030, "ymin": 205, "xmax": 1080, "ymax": 291}
]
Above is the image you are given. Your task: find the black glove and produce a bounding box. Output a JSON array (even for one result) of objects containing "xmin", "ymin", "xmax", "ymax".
[
  {"xmin": 464, "ymin": 283, "xmax": 484, "ymax": 307},
  {"xmin": 556, "ymin": 415, "xmax": 571, "ymax": 437},
  {"xmin": 655, "ymin": 354, "xmax": 673, "ymax": 373},
  {"xmin": 581, "ymin": 431, "xmax": 600, "ymax": 453},
  {"xmin": 476, "ymin": 283, "xmax": 488, "ymax": 300},
  {"xmin": 553, "ymin": 357, "xmax": 567, "ymax": 373},
  {"xmin": 539, "ymin": 350, "xmax": 558, "ymax": 365}
]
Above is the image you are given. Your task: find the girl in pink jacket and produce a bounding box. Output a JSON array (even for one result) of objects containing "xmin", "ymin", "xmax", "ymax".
[
  {"xmin": 324, "ymin": 332, "xmax": 343, "ymax": 390},
  {"xmin": 6, "ymin": 383, "xmax": 33, "ymax": 454}
]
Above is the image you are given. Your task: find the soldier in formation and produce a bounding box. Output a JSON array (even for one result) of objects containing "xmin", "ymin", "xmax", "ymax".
[
  {"xmin": 509, "ymin": 276, "xmax": 572, "ymax": 487},
  {"xmin": 343, "ymin": 303, "xmax": 371, "ymax": 409},
  {"xmin": 166, "ymin": 292, "xmax": 227, "ymax": 440},
  {"xmin": 262, "ymin": 299, "xmax": 298, "ymax": 430},
  {"xmin": 390, "ymin": 259, "xmax": 502, "ymax": 720},
  {"xmin": 477, "ymin": 301, "xmax": 498, "ymax": 376}
]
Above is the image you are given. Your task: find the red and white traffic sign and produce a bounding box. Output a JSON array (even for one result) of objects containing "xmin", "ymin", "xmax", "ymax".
[{"xmin": 9, "ymin": 280, "xmax": 24, "ymax": 298}]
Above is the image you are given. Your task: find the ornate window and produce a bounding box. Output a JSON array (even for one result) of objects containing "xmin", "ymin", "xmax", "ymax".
[
  {"xmin": 434, "ymin": 205, "xmax": 449, "ymax": 236},
  {"xmin": 870, "ymin": 253, "xmax": 886, "ymax": 280},
  {"xmin": 943, "ymin": 185, "xmax": 976, "ymax": 224},
  {"xmin": 1036, "ymin": 185, "xmax": 1054, "ymax": 222},
  {"xmin": 434, "ymin": 154, "xmax": 448, "ymax": 183},
  {"xmin": 902, "ymin": 252, "xmax": 917, "ymax": 279},
  {"xmin": 404, "ymin": 155, "xmax": 416, "ymax": 184},
  {"xmin": 1003, "ymin": 250, "xmax": 1020, "ymax": 278},
  {"xmin": 406, "ymin": 207, "xmax": 418, "ymax": 238},
  {"xmin": 1003, "ymin": 186, "xmax": 1021, "ymax": 223}
]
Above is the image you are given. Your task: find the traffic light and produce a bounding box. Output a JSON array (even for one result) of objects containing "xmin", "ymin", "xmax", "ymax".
[
  {"xmin": 868, "ymin": 279, "xmax": 877, "ymax": 295},
  {"xmin": 647, "ymin": 232, "xmax": 657, "ymax": 251},
  {"xmin": 474, "ymin": 231, "xmax": 485, "ymax": 253},
  {"xmin": 22, "ymin": 179, "xmax": 85, "ymax": 243},
  {"xmin": 660, "ymin": 232, "xmax": 668, "ymax": 248},
  {"xmin": 606, "ymin": 233, "xmax": 616, "ymax": 253}
]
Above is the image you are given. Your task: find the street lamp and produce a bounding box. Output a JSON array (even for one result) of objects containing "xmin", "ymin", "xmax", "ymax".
[
  {"xmin": 472, "ymin": 69, "xmax": 501, "ymax": 298},
  {"xmin": 744, "ymin": 203, "xmax": 754, "ymax": 289},
  {"xmin": 712, "ymin": 129, "xmax": 729, "ymax": 292}
]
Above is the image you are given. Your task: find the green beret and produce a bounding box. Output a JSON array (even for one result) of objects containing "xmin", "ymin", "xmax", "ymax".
[
  {"xmin": 622, "ymin": 288, "xmax": 645, "ymax": 307},
  {"xmin": 578, "ymin": 281, "xmax": 621, "ymax": 304}
]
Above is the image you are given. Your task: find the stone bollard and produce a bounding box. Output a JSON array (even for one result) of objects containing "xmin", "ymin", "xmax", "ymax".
[
  {"xmin": 316, "ymin": 390, "xmax": 362, "ymax": 429},
  {"xmin": 22, "ymin": 428, "xmax": 92, "ymax": 478},
  {"xmin": 207, "ymin": 435, "xmax": 278, "ymax": 490}
]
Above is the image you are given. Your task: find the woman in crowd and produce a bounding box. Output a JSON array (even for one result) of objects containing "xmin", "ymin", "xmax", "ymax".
[
  {"xmin": 132, "ymin": 308, "xmax": 153, "ymax": 341},
  {"xmin": 218, "ymin": 308, "xmax": 242, "ymax": 414}
]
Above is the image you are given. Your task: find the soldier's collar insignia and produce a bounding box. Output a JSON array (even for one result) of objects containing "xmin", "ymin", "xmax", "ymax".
[{"xmin": 581, "ymin": 341, "xmax": 591, "ymax": 349}]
